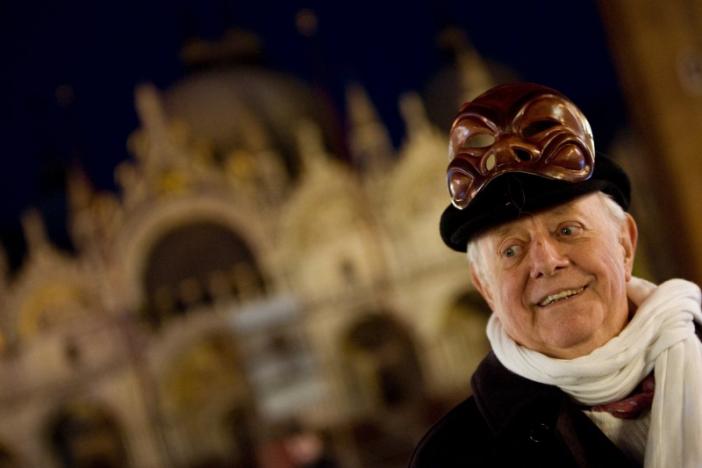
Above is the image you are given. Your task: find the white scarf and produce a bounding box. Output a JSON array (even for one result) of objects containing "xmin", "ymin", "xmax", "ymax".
[{"xmin": 487, "ymin": 277, "xmax": 702, "ymax": 468}]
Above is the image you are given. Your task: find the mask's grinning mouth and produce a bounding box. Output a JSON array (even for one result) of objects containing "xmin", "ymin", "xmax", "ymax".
[{"xmin": 538, "ymin": 285, "xmax": 586, "ymax": 307}]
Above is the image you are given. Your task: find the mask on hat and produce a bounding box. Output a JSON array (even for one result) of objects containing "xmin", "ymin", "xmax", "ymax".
[{"xmin": 447, "ymin": 83, "xmax": 595, "ymax": 209}]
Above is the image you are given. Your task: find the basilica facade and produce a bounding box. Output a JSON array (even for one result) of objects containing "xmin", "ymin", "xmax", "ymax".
[{"xmin": 0, "ymin": 43, "xmax": 494, "ymax": 468}]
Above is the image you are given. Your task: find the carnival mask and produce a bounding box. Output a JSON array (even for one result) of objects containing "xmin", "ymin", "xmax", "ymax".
[{"xmin": 447, "ymin": 83, "xmax": 595, "ymax": 209}]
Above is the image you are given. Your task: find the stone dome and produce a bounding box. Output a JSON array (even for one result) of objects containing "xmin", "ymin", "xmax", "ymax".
[{"xmin": 163, "ymin": 66, "xmax": 334, "ymax": 179}]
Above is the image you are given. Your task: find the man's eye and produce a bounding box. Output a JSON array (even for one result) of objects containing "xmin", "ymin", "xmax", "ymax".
[
  {"xmin": 502, "ymin": 245, "xmax": 520, "ymax": 258},
  {"xmin": 558, "ymin": 225, "xmax": 582, "ymax": 237}
]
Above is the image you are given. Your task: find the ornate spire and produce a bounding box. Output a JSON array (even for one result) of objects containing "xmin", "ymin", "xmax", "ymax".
[
  {"xmin": 180, "ymin": 29, "xmax": 262, "ymax": 69},
  {"xmin": 296, "ymin": 120, "xmax": 329, "ymax": 176},
  {"xmin": 439, "ymin": 28, "xmax": 493, "ymax": 103},
  {"xmin": 346, "ymin": 83, "xmax": 394, "ymax": 175},
  {"xmin": 399, "ymin": 92, "xmax": 432, "ymax": 138},
  {"xmin": 134, "ymin": 83, "xmax": 187, "ymax": 171},
  {"xmin": 0, "ymin": 243, "xmax": 7, "ymax": 295},
  {"xmin": 66, "ymin": 165, "xmax": 95, "ymax": 251},
  {"xmin": 67, "ymin": 165, "xmax": 93, "ymax": 211},
  {"xmin": 21, "ymin": 209, "xmax": 51, "ymax": 260}
]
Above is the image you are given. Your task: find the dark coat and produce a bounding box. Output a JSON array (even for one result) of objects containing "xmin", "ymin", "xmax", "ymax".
[{"xmin": 409, "ymin": 352, "xmax": 641, "ymax": 468}]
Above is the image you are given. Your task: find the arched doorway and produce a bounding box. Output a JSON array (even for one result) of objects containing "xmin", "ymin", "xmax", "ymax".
[
  {"xmin": 0, "ymin": 442, "xmax": 19, "ymax": 468},
  {"xmin": 438, "ymin": 290, "xmax": 492, "ymax": 394},
  {"xmin": 142, "ymin": 221, "xmax": 265, "ymax": 327},
  {"xmin": 46, "ymin": 402, "xmax": 129, "ymax": 468},
  {"xmin": 343, "ymin": 313, "xmax": 424, "ymax": 412},
  {"xmin": 342, "ymin": 313, "xmax": 425, "ymax": 468},
  {"xmin": 160, "ymin": 332, "xmax": 257, "ymax": 467}
]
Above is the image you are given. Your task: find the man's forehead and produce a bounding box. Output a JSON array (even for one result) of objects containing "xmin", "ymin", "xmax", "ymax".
[{"xmin": 487, "ymin": 194, "xmax": 596, "ymax": 239}]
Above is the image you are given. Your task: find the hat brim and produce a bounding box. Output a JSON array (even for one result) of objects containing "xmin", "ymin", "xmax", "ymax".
[{"xmin": 439, "ymin": 155, "xmax": 630, "ymax": 252}]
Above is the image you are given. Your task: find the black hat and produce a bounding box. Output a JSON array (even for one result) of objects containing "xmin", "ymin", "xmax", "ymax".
[{"xmin": 439, "ymin": 154, "xmax": 631, "ymax": 252}]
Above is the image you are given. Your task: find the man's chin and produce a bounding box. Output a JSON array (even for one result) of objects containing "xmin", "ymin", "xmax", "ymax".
[{"xmin": 539, "ymin": 330, "xmax": 605, "ymax": 359}]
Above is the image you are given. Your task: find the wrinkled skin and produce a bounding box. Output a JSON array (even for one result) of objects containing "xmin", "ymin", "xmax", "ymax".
[
  {"xmin": 448, "ymin": 83, "xmax": 595, "ymax": 209},
  {"xmin": 470, "ymin": 193, "xmax": 638, "ymax": 359}
]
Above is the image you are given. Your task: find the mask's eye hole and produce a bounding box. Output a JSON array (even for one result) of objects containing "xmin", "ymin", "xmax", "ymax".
[
  {"xmin": 522, "ymin": 119, "xmax": 559, "ymax": 138},
  {"xmin": 464, "ymin": 133, "xmax": 495, "ymax": 148}
]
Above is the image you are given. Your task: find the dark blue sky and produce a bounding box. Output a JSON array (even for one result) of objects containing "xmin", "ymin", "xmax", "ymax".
[{"xmin": 0, "ymin": 1, "xmax": 626, "ymax": 269}]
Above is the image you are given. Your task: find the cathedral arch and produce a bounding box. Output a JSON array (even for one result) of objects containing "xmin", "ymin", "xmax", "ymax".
[
  {"xmin": 157, "ymin": 331, "xmax": 257, "ymax": 466},
  {"xmin": 341, "ymin": 312, "xmax": 424, "ymax": 414},
  {"xmin": 433, "ymin": 289, "xmax": 492, "ymax": 393},
  {"xmin": 0, "ymin": 442, "xmax": 20, "ymax": 468},
  {"xmin": 114, "ymin": 196, "xmax": 273, "ymax": 318},
  {"xmin": 141, "ymin": 219, "xmax": 264, "ymax": 327},
  {"xmin": 279, "ymin": 162, "xmax": 385, "ymax": 299},
  {"xmin": 45, "ymin": 401, "xmax": 129, "ymax": 468}
]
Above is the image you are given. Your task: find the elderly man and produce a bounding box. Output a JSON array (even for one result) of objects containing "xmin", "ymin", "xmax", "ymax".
[{"xmin": 410, "ymin": 83, "xmax": 702, "ymax": 468}]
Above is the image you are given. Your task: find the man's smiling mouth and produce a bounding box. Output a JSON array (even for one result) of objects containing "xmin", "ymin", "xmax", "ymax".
[{"xmin": 538, "ymin": 286, "xmax": 587, "ymax": 307}]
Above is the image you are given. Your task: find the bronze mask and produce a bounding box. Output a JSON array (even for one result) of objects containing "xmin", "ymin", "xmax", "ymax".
[{"xmin": 447, "ymin": 83, "xmax": 595, "ymax": 209}]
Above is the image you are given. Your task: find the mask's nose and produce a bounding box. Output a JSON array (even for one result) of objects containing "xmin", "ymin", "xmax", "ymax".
[{"xmin": 484, "ymin": 135, "xmax": 540, "ymax": 171}]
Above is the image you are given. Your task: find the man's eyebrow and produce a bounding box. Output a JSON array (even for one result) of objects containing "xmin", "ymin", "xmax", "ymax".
[
  {"xmin": 494, "ymin": 225, "xmax": 510, "ymax": 237},
  {"xmin": 492, "ymin": 206, "xmax": 582, "ymax": 239},
  {"xmin": 548, "ymin": 205, "xmax": 573, "ymax": 216},
  {"xmin": 493, "ymin": 224, "xmax": 518, "ymax": 238},
  {"xmin": 543, "ymin": 205, "xmax": 582, "ymax": 221}
]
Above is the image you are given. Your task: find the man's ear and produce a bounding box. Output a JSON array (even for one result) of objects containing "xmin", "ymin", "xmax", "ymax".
[
  {"xmin": 620, "ymin": 213, "xmax": 638, "ymax": 281},
  {"xmin": 470, "ymin": 266, "xmax": 495, "ymax": 310}
]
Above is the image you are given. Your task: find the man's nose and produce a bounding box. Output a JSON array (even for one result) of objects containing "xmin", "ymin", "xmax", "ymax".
[{"xmin": 529, "ymin": 238, "xmax": 569, "ymax": 279}]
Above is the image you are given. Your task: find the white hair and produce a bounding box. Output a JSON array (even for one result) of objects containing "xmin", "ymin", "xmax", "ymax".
[{"xmin": 466, "ymin": 191, "xmax": 627, "ymax": 288}]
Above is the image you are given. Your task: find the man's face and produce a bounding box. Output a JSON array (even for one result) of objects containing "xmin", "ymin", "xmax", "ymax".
[{"xmin": 470, "ymin": 193, "xmax": 638, "ymax": 359}]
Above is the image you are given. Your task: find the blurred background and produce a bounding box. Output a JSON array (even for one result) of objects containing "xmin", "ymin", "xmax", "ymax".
[{"xmin": 2, "ymin": 0, "xmax": 702, "ymax": 467}]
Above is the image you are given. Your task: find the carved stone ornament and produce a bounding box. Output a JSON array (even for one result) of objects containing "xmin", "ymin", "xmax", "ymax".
[{"xmin": 447, "ymin": 83, "xmax": 595, "ymax": 209}]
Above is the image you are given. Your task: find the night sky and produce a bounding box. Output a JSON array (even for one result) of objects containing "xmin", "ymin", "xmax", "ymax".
[{"xmin": 0, "ymin": 1, "xmax": 627, "ymax": 270}]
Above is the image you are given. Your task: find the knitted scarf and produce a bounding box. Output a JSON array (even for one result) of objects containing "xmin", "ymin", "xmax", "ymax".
[{"xmin": 487, "ymin": 277, "xmax": 702, "ymax": 468}]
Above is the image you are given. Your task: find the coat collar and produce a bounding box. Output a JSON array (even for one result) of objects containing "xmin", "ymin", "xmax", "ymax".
[
  {"xmin": 472, "ymin": 323, "xmax": 702, "ymax": 438},
  {"xmin": 471, "ymin": 351, "xmax": 566, "ymax": 436}
]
